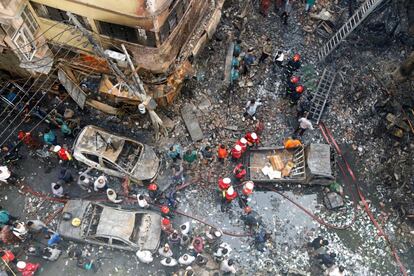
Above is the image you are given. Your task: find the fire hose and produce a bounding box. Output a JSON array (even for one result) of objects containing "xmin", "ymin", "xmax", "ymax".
[{"xmin": 319, "ymin": 122, "xmax": 408, "ymax": 276}]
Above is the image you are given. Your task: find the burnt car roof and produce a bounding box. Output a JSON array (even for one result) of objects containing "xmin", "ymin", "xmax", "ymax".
[
  {"xmin": 74, "ymin": 125, "xmax": 139, "ymax": 163},
  {"xmin": 96, "ymin": 207, "xmax": 135, "ymax": 239}
]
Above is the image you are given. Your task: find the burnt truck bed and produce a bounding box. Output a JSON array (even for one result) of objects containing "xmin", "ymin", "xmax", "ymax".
[{"xmin": 246, "ymin": 144, "xmax": 334, "ymax": 185}]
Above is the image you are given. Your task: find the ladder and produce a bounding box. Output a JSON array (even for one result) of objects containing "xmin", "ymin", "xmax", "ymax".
[
  {"xmin": 317, "ymin": 0, "xmax": 385, "ymax": 61},
  {"xmin": 309, "ymin": 68, "xmax": 336, "ymax": 124}
]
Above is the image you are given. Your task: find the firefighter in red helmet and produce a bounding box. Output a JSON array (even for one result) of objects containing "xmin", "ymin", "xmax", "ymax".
[{"xmin": 290, "ymin": 85, "xmax": 304, "ymax": 105}]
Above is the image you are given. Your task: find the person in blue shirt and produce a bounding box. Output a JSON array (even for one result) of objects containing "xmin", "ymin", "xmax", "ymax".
[
  {"xmin": 168, "ymin": 144, "xmax": 182, "ymax": 162},
  {"xmin": 43, "ymin": 127, "xmax": 57, "ymax": 145}
]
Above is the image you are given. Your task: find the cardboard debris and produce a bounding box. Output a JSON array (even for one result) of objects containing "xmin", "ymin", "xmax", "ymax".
[
  {"xmin": 268, "ymin": 155, "xmax": 284, "ymax": 171},
  {"xmin": 282, "ymin": 161, "xmax": 295, "ymax": 177}
]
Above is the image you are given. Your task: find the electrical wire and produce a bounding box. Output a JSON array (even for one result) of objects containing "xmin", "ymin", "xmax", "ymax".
[
  {"xmin": 0, "ymin": 31, "xmax": 82, "ymax": 129},
  {"xmin": 0, "ymin": 35, "xmax": 83, "ymax": 143}
]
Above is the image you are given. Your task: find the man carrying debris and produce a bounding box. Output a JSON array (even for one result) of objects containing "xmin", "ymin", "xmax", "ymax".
[
  {"xmin": 295, "ymin": 114, "xmax": 314, "ymax": 136},
  {"xmin": 243, "ymin": 99, "xmax": 262, "ymax": 121}
]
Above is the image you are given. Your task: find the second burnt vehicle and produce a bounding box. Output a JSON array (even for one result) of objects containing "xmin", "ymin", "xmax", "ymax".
[{"xmin": 72, "ymin": 125, "xmax": 160, "ymax": 184}]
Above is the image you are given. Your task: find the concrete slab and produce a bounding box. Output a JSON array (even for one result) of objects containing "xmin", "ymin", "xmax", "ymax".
[{"xmin": 181, "ymin": 103, "xmax": 204, "ymax": 141}]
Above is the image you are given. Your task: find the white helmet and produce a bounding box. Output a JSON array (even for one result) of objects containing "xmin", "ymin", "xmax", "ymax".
[
  {"xmin": 235, "ymin": 145, "xmax": 242, "ymax": 151},
  {"xmin": 251, "ymin": 132, "xmax": 257, "ymax": 140},
  {"xmin": 240, "ymin": 138, "xmax": 247, "ymax": 144},
  {"xmin": 17, "ymin": 261, "xmax": 27, "ymax": 269},
  {"xmin": 223, "ymin": 178, "xmax": 231, "ymax": 184}
]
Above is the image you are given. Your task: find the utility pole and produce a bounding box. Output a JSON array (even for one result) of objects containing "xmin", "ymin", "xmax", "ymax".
[{"xmin": 66, "ymin": 12, "xmax": 167, "ymax": 140}]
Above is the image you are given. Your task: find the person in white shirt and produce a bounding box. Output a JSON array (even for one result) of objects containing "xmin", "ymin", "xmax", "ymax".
[
  {"xmin": 42, "ymin": 247, "xmax": 61, "ymax": 261},
  {"xmin": 325, "ymin": 265, "xmax": 346, "ymax": 276},
  {"xmin": 12, "ymin": 222, "xmax": 28, "ymax": 240},
  {"xmin": 136, "ymin": 250, "xmax": 153, "ymax": 264},
  {"xmin": 0, "ymin": 166, "xmax": 11, "ymax": 184},
  {"xmin": 137, "ymin": 194, "xmax": 149, "ymax": 208},
  {"xmin": 51, "ymin": 183, "xmax": 64, "ymax": 198},
  {"xmin": 243, "ymin": 99, "xmax": 262, "ymax": 121},
  {"xmin": 27, "ymin": 220, "xmax": 47, "ymax": 233},
  {"xmin": 178, "ymin": 254, "xmax": 195, "ymax": 266},
  {"xmin": 158, "ymin": 243, "xmax": 173, "ymax": 258},
  {"xmin": 180, "ymin": 222, "xmax": 190, "ymax": 235},
  {"xmin": 78, "ymin": 168, "xmax": 93, "ymax": 191},
  {"xmin": 106, "ymin": 189, "xmax": 122, "ymax": 203},
  {"xmin": 160, "ymin": 257, "xmax": 178, "ymax": 267},
  {"xmin": 94, "ymin": 175, "xmax": 108, "ymax": 192},
  {"xmin": 295, "ymin": 114, "xmax": 314, "ymax": 136},
  {"xmin": 220, "ymin": 259, "xmax": 237, "ymax": 274}
]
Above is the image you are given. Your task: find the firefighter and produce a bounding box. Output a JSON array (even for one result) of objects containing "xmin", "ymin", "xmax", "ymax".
[
  {"xmin": 245, "ymin": 132, "xmax": 260, "ymax": 147},
  {"xmin": 239, "ymin": 181, "xmax": 254, "ymax": 208},
  {"xmin": 161, "ymin": 205, "xmax": 173, "ymax": 218},
  {"xmin": 233, "ymin": 164, "xmax": 247, "ymax": 180},
  {"xmin": 148, "ymin": 183, "xmax": 161, "ymax": 201},
  {"xmin": 286, "ymin": 53, "xmax": 302, "ymax": 77},
  {"xmin": 231, "ymin": 144, "xmax": 243, "ymax": 161},
  {"xmin": 218, "ymin": 177, "xmax": 232, "ymax": 192},
  {"xmin": 225, "ymin": 186, "xmax": 238, "ymax": 203},
  {"xmin": 286, "ymin": 76, "xmax": 300, "ymax": 98},
  {"xmin": 161, "ymin": 218, "xmax": 173, "ymax": 234},
  {"xmin": 236, "ymin": 138, "xmax": 248, "ymax": 153},
  {"xmin": 290, "ymin": 85, "xmax": 304, "ymax": 105},
  {"xmin": 242, "ymin": 181, "xmax": 254, "ymax": 196}
]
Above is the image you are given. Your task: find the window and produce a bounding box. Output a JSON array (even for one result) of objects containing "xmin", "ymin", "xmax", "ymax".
[
  {"xmin": 13, "ymin": 25, "xmax": 37, "ymax": 61},
  {"xmin": 0, "ymin": 23, "xmax": 17, "ymax": 38},
  {"xmin": 94, "ymin": 236, "xmax": 109, "ymax": 243},
  {"xmin": 96, "ymin": 20, "xmax": 156, "ymax": 47},
  {"xmin": 31, "ymin": 3, "xmax": 91, "ymax": 30},
  {"xmin": 83, "ymin": 153, "xmax": 99, "ymax": 164},
  {"xmin": 21, "ymin": 6, "xmax": 39, "ymax": 34},
  {"xmin": 102, "ymin": 158, "xmax": 119, "ymax": 171},
  {"xmin": 111, "ymin": 238, "xmax": 128, "ymax": 247},
  {"xmin": 97, "ymin": 21, "xmax": 139, "ymax": 44}
]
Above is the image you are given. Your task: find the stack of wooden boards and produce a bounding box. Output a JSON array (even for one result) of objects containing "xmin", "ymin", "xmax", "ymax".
[{"xmin": 261, "ymin": 150, "xmax": 295, "ymax": 179}]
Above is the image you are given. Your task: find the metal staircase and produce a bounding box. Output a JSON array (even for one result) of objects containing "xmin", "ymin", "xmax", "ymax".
[
  {"xmin": 309, "ymin": 68, "xmax": 336, "ymax": 124},
  {"xmin": 317, "ymin": 0, "xmax": 385, "ymax": 61}
]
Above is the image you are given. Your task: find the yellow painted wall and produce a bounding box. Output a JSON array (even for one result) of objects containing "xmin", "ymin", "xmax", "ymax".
[
  {"xmin": 37, "ymin": 17, "xmax": 94, "ymax": 52},
  {"xmin": 31, "ymin": 0, "xmax": 153, "ymax": 29}
]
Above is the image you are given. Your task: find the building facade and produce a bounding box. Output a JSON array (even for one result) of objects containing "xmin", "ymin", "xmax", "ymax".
[{"xmin": 0, "ymin": 0, "xmax": 224, "ymax": 108}]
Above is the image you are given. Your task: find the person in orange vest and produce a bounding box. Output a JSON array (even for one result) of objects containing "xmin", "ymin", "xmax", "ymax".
[
  {"xmin": 236, "ymin": 138, "xmax": 248, "ymax": 153},
  {"xmin": 217, "ymin": 145, "xmax": 228, "ymax": 163},
  {"xmin": 231, "ymin": 144, "xmax": 243, "ymax": 161},
  {"xmin": 284, "ymin": 136, "xmax": 302, "ymax": 149},
  {"xmin": 233, "ymin": 164, "xmax": 246, "ymax": 180},
  {"xmin": 245, "ymin": 132, "xmax": 260, "ymax": 147},
  {"xmin": 161, "ymin": 205, "xmax": 173, "ymax": 218},
  {"xmin": 218, "ymin": 177, "xmax": 231, "ymax": 192}
]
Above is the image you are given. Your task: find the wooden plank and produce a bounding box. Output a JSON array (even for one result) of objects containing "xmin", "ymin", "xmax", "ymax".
[{"xmin": 181, "ymin": 103, "xmax": 203, "ymax": 141}]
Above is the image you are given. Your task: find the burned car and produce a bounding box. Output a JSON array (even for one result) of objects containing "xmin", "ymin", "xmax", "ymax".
[
  {"xmin": 58, "ymin": 200, "xmax": 161, "ymax": 252},
  {"xmin": 73, "ymin": 125, "xmax": 160, "ymax": 184}
]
